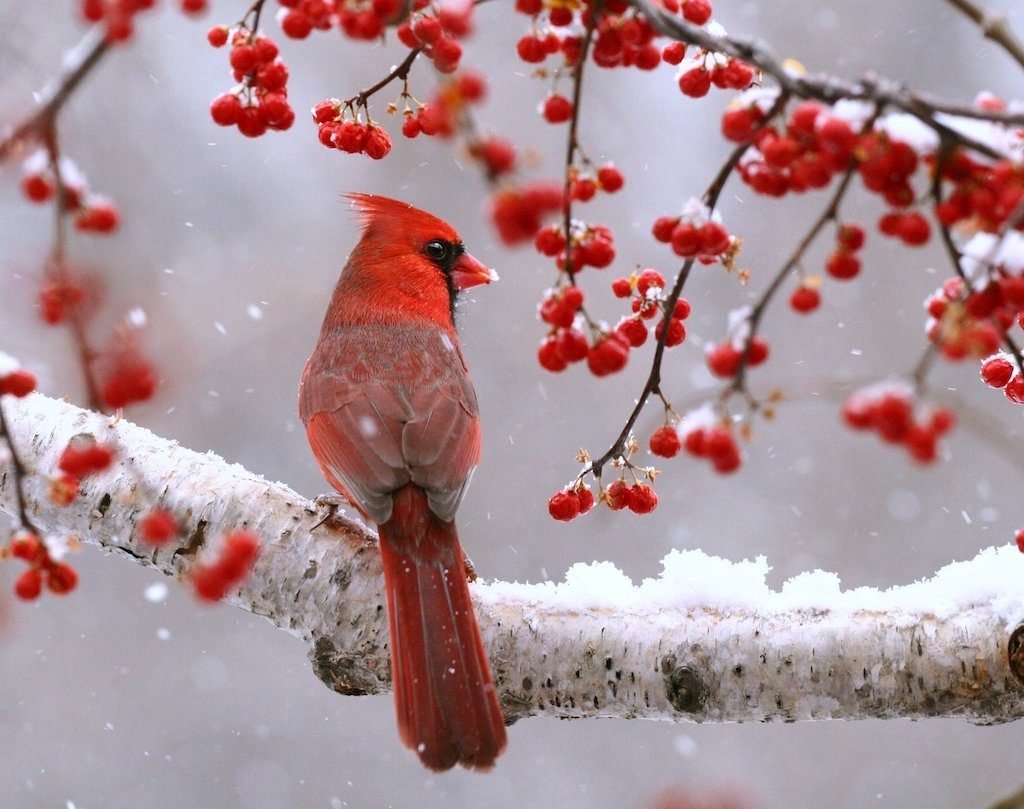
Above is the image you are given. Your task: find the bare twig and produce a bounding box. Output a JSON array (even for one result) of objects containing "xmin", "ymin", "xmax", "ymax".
[{"xmin": 943, "ymin": 0, "xmax": 1024, "ymax": 71}]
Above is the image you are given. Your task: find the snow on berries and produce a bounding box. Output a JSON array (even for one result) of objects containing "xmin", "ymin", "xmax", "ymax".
[
  {"xmin": 704, "ymin": 307, "xmax": 769, "ymax": 379},
  {"xmin": 652, "ymin": 198, "xmax": 738, "ymax": 267},
  {"xmin": 841, "ymin": 382, "xmax": 955, "ymax": 464},
  {"xmin": 678, "ymin": 405, "xmax": 743, "ymax": 474},
  {"xmin": 20, "ymin": 149, "xmax": 120, "ymax": 236},
  {"xmin": 209, "ymin": 30, "xmax": 295, "ymax": 138}
]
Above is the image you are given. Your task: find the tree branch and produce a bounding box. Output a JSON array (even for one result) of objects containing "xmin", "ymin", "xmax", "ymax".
[
  {"xmin": 942, "ymin": 0, "xmax": 1024, "ymax": 71},
  {"xmin": 2, "ymin": 393, "xmax": 1024, "ymax": 725}
]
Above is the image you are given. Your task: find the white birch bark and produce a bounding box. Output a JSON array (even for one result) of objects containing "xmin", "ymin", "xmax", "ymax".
[{"xmin": 2, "ymin": 392, "xmax": 1023, "ymax": 725}]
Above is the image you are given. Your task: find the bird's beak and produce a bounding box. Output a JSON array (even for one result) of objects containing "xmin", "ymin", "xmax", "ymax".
[{"xmin": 452, "ymin": 252, "xmax": 499, "ymax": 290}]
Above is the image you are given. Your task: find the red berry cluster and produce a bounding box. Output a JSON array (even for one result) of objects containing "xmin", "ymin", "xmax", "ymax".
[
  {"xmin": 38, "ymin": 277, "xmax": 88, "ymax": 325},
  {"xmin": 208, "ymin": 31, "xmax": 295, "ymax": 138},
  {"xmin": 612, "ymin": 269, "xmax": 690, "ymax": 349},
  {"xmin": 547, "ymin": 485, "xmax": 595, "ymax": 521},
  {"xmin": 925, "ymin": 277, "xmax": 1005, "ymax": 362},
  {"xmin": 191, "ymin": 530, "xmax": 261, "ymax": 601},
  {"xmin": 401, "ymin": 71, "xmax": 490, "ymax": 144},
  {"xmin": 734, "ymin": 100, "xmax": 857, "ymax": 197},
  {"xmin": 677, "ymin": 57, "xmax": 755, "ymax": 99},
  {"xmin": 49, "ymin": 436, "xmax": 115, "ymax": 506},
  {"xmin": 138, "ymin": 508, "xmax": 180, "ymax": 545},
  {"xmin": 604, "ymin": 479, "xmax": 659, "ymax": 514},
  {"xmin": 652, "ymin": 204, "xmax": 735, "ymax": 265},
  {"xmin": 98, "ymin": 337, "xmax": 158, "ymax": 410},
  {"xmin": 877, "ymin": 209, "xmax": 930, "ymax": 246},
  {"xmin": 705, "ymin": 334, "xmax": 769, "ymax": 378},
  {"xmin": 7, "ymin": 532, "xmax": 78, "ymax": 601},
  {"xmin": 680, "ymin": 417, "xmax": 742, "ymax": 474},
  {"xmin": 537, "ymin": 286, "xmax": 588, "ymax": 373},
  {"xmin": 313, "ymin": 105, "xmax": 393, "ymax": 159},
  {"xmin": 21, "ymin": 151, "xmax": 120, "ymax": 234},
  {"xmin": 513, "ymin": 0, "xmax": 715, "ymax": 73},
  {"xmin": 565, "ymin": 164, "xmax": 625, "ymax": 201},
  {"xmin": 934, "ymin": 151, "xmax": 1024, "ymax": 234},
  {"xmin": 80, "ymin": 0, "xmax": 155, "ymax": 43},
  {"xmin": 825, "ymin": 222, "xmax": 866, "ymax": 281},
  {"xmin": 980, "ymin": 353, "xmax": 1024, "ymax": 404},
  {"xmin": 490, "ymin": 182, "xmax": 564, "ymax": 245},
  {"xmin": 841, "ymin": 384, "xmax": 955, "ymax": 464},
  {"xmin": 396, "ymin": 7, "xmax": 473, "ymax": 73}
]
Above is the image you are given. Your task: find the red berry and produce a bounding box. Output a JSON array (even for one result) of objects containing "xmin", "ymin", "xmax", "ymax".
[
  {"xmin": 542, "ymin": 94, "xmax": 573, "ymax": 123},
  {"xmin": 576, "ymin": 487, "xmax": 595, "ymax": 514},
  {"xmin": 210, "ymin": 93, "xmax": 242, "ymax": 126},
  {"xmin": 281, "ymin": 10, "xmax": 314, "ymax": 38},
  {"xmin": 652, "ymin": 216, "xmax": 679, "ymax": 243},
  {"xmin": 10, "ymin": 533, "xmax": 45, "ymax": 563},
  {"xmin": 656, "ymin": 317, "xmax": 686, "ymax": 347},
  {"xmin": 548, "ymin": 490, "xmax": 581, "ymax": 521},
  {"xmin": 229, "ymin": 44, "xmax": 259, "ymax": 73},
  {"xmin": 616, "ymin": 317, "xmax": 649, "ymax": 347},
  {"xmin": 697, "ymin": 221, "xmax": 730, "ymax": 256},
  {"xmin": 837, "ymin": 223, "xmax": 866, "ymax": 252},
  {"xmin": 747, "ymin": 336, "xmax": 769, "ymax": 366},
  {"xmin": 412, "ymin": 15, "xmax": 442, "ymax": 43},
  {"xmin": 678, "ymin": 67, "xmax": 711, "ymax": 98},
  {"xmin": 1016, "ymin": 528, "xmax": 1024, "ymax": 554},
  {"xmin": 825, "ymin": 250, "xmax": 861, "ymax": 280},
  {"xmin": 597, "ymin": 165, "xmax": 624, "ymax": 193},
  {"xmin": 683, "ymin": 427, "xmax": 706, "ymax": 456},
  {"xmin": 46, "ymin": 562, "xmax": 78, "ymax": 595},
  {"xmin": 670, "ymin": 222, "xmax": 699, "ymax": 257},
  {"xmin": 897, "ymin": 212, "xmax": 931, "ymax": 246},
  {"xmin": 611, "ymin": 277, "xmax": 633, "ymax": 298},
  {"xmin": 681, "ymin": 0, "xmax": 712, "ymax": 24},
  {"xmin": 650, "ymin": 426, "xmax": 681, "ymax": 458},
  {"xmin": 0, "ymin": 369, "xmax": 37, "ymax": 397},
  {"xmin": 21, "ymin": 174, "xmax": 53, "ymax": 203},
  {"xmin": 15, "ymin": 568, "xmax": 43, "ymax": 601},
  {"xmin": 790, "ymin": 285, "xmax": 821, "ymax": 313},
  {"xmin": 628, "ymin": 484, "xmax": 658, "ymax": 514},
  {"xmin": 207, "ymin": 26, "xmax": 228, "ymax": 47},
  {"xmin": 556, "ymin": 328, "xmax": 589, "ymax": 362},
  {"xmin": 721, "ymin": 107, "xmax": 760, "ymax": 143},
  {"xmin": 981, "ymin": 355, "xmax": 1014, "ymax": 389},
  {"xmin": 706, "ymin": 343, "xmax": 741, "ymax": 377},
  {"xmin": 587, "ymin": 334, "xmax": 629, "ymax": 377},
  {"xmin": 139, "ymin": 509, "xmax": 178, "ymax": 545},
  {"xmin": 605, "ymin": 480, "xmax": 630, "ymax": 510},
  {"xmin": 363, "ymin": 126, "xmax": 392, "ymax": 160},
  {"xmin": 538, "ymin": 337, "xmax": 568, "ymax": 372},
  {"xmin": 662, "ymin": 41, "xmax": 686, "ymax": 65},
  {"xmin": 636, "ymin": 269, "xmax": 666, "ymax": 297},
  {"xmin": 1005, "ymin": 374, "xmax": 1024, "ymax": 405}
]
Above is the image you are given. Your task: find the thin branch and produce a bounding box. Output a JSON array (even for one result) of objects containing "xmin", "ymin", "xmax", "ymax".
[
  {"xmin": 0, "ymin": 28, "xmax": 109, "ymax": 162},
  {"xmin": 2, "ymin": 392, "xmax": 1024, "ymax": 725},
  {"xmin": 943, "ymin": 0, "xmax": 1024, "ymax": 71},
  {"xmin": 585, "ymin": 93, "xmax": 790, "ymax": 481},
  {"xmin": 348, "ymin": 46, "xmax": 424, "ymax": 113},
  {"xmin": 0, "ymin": 402, "xmax": 40, "ymax": 536}
]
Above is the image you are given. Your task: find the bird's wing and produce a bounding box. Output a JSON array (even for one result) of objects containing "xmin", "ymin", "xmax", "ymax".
[{"xmin": 300, "ymin": 324, "xmax": 481, "ymax": 525}]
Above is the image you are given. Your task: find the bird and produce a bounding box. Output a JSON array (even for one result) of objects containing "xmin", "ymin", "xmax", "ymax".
[{"xmin": 298, "ymin": 193, "xmax": 507, "ymax": 771}]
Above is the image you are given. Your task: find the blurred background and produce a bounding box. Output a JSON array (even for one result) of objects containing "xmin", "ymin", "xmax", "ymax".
[{"xmin": 2, "ymin": 0, "xmax": 1024, "ymax": 807}]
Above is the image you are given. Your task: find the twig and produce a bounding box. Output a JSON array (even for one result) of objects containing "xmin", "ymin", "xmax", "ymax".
[
  {"xmin": 943, "ymin": 0, "xmax": 1024, "ymax": 71},
  {"xmin": 0, "ymin": 402, "xmax": 40, "ymax": 536}
]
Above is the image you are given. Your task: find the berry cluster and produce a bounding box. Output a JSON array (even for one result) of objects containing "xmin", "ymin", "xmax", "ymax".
[
  {"xmin": 313, "ymin": 101, "xmax": 392, "ymax": 159},
  {"xmin": 513, "ymin": 0, "xmax": 717, "ymax": 73},
  {"xmin": 823, "ymin": 221, "xmax": 866, "ymax": 281},
  {"xmin": 51, "ymin": 436, "xmax": 115, "ymax": 506},
  {"xmin": 80, "ymin": 0, "xmax": 155, "ymax": 43},
  {"xmin": 191, "ymin": 530, "xmax": 262, "ymax": 601},
  {"xmin": 980, "ymin": 353, "xmax": 1024, "ymax": 404},
  {"xmin": 490, "ymin": 182, "xmax": 564, "ymax": 246},
  {"xmin": 567, "ymin": 164, "xmax": 625, "ymax": 201},
  {"xmin": 925, "ymin": 277, "xmax": 1005, "ymax": 362},
  {"xmin": 7, "ymin": 532, "xmax": 79, "ymax": 600},
  {"xmin": 97, "ymin": 333, "xmax": 158, "ymax": 410},
  {"xmin": 678, "ymin": 411, "xmax": 742, "ymax": 474},
  {"xmin": 400, "ymin": 71, "xmax": 489, "ymax": 143},
  {"xmin": 21, "ymin": 150, "xmax": 120, "ymax": 235},
  {"xmin": 604, "ymin": 479, "xmax": 659, "ymax": 514},
  {"xmin": 652, "ymin": 200, "xmax": 736, "ymax": 265},
  {"xmin": 705, "ymin": 335, "xmax": 769, "ymax": 378},
  {"xmin": 841, "ymin": 384, "xmax": 955, "ymax": 464},
  {"xmin": 677, "ymin": 56, "xmax": 755, "ymax": 99},
  {"xmin": 935, "ymin": 152, "xmax": 1024, "ymax": 234},
  {"xmin": 208, "ymin": 30, "xmax": 295, "ymax": 138},
  {"xmin": 612, "ymin": 269, "xmax": 690, "ymax": 349},
  {"xmin": 547, "ymin": 485, "xmax": 595, "ymax": 521},
  {"xmin": 396, "ymin": 6, "xmax": 473, "ymax": 73}
]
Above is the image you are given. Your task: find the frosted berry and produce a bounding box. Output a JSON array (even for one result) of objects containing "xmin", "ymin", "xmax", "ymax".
[{"xmin": 981, "ymin": 355, "xmax": 1014, "ymax": 389}]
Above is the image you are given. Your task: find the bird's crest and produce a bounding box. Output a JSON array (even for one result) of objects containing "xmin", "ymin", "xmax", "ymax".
[{"xmin": 344, "ymin": 193, "xmax": 458, "ymax": 243}]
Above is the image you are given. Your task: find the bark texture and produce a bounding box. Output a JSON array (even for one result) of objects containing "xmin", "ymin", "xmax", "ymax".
[{"xmin": 2, "ymin": 392, "xmax": 1024, "ymax": 725}]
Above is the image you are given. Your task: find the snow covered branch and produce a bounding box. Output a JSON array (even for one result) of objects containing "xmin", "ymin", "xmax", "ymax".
[{"xmin": 3, "ymin": 392, "xmax": 1024, "ymax": 725}]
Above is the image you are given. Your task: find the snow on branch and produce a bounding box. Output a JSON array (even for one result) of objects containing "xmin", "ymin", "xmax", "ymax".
[{"xmin": 2, "ymin": 392, "xmax": 1024, "ymax": 725}]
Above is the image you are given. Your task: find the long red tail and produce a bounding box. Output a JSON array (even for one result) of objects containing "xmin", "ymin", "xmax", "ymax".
[{"xmin": 377, "ymin": 485, "xmax": 507, "ymax": 771}]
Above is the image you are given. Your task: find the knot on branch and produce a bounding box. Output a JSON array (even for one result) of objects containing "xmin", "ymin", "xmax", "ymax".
[
  {"xmin": 309, "ymin": 635, "xmax": 385, "ymax": 696},
  {"xmin": 1008, "ymin": 623, "xmax": 1024, "ymax": 688},
  {"xmin": 661, "ymin": 654, "xmax": 708, "ymax": 714}
]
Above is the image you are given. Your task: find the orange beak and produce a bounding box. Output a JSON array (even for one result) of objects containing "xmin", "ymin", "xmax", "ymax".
[{"xmin": 452, "ymin": 251, "xmax": 499, "ymax": 290}]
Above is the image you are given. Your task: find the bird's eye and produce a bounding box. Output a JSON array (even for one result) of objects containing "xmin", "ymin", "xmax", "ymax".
[{"xmin": 424, "ymin": 240, "xmax": 451, "ymax": 263}]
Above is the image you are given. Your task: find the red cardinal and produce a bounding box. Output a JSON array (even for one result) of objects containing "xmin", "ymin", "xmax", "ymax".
[{"xmin": 299, "ymin": 194, "xmax": 507, "ymax": 771}]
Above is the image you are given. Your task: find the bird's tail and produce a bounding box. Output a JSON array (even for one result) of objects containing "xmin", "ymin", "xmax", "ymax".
[{"xmin": 377, "ymin": 485, "xmax": 507, "ymax": 771}]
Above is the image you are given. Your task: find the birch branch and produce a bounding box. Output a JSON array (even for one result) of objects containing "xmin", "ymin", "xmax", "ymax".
[{"xmin": 2, "ymin": 392, "xmax": 1024, "ymax": 726}]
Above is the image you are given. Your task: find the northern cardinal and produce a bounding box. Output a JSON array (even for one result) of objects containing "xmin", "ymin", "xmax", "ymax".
[{"xmin": 299, "ymin": 194, "xmax": 507, "ymax": 771}]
